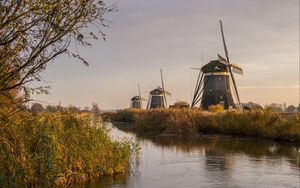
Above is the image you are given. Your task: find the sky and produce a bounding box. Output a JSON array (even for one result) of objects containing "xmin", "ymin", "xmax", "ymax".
[{"xmin": 33, "ymin": 0, "xmax": 299, "ymax": 110}]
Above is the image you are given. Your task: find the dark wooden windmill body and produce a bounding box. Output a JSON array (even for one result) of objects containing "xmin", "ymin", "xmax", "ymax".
[
  {"xmin": 130, "ymin": 96, "xmax": 143, "ymax": 108},
  {"xmin": 147, "ymin": 87, "xmax": 171, "ymax": 109},
  {"xmin": 191, "ymin": 20, "xmax": 243, "ymax": 110},
  {"xmin": 130, "ymin": 84, "xmax": 145, "ymax": 109},
  {"xmin": 147, "ymin": 70, "xmax": 171, "ymax": 109}
]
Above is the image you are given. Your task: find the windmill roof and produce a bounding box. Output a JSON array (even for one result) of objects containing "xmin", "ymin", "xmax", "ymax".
[
  {"xmin": 150, "ymin": 88, "xmax": 165, "ymax": 95},
  {"xmin": 201, "ymin": 60, "xmax": 229, "ymax": 73},
  {"xmin": 131, "ymin": 96, "xmax": 142, "ymax": 101}
]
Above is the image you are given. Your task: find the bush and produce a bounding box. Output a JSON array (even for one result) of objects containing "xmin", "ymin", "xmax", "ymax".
[{"xmin": 208, "ymin": 104, "xmax": 224, "ymax": 113}]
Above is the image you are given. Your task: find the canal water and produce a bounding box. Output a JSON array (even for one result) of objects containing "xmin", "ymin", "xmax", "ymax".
[{"xmin": 84, "ymin": 124, "xmax": 300, "ymax": 188}]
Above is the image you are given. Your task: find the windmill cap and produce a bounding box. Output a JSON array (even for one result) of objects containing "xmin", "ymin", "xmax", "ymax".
[
  {"xmin": 150, "ymin": 87, "xmax": 171, "ymax": 96},
  {"xmin": 150, "ymin": 88, "xmax": 165, "ymax": 95},
  {"xmin": 131, "ymin": 96, "xmax": 142, "ymax": 101},
  {"xmin": 201, "ymin": 60, "xmax": 229, "ymax": 73}
]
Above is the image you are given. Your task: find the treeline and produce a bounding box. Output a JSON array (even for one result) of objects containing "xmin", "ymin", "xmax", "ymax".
[
  {"xmin": 241, "ymin": 102, "xmax": 299, "ymax": 113},
  {"xmin": 28, "ymin": 102, "xmax": 101, "ymax": 115}
]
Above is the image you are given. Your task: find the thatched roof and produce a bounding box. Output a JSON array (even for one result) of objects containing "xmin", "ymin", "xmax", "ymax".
[
  {"xmin": 174, "ymin": 101, "xmax": 189, "ymax": 106},
  {"xmin": 169, "ymin": 101, "xmax": 190, "ymax": 108}
]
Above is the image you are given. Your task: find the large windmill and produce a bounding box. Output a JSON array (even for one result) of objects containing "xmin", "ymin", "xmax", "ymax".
[
  {"xmin": 147, "ymin": 69, "xmax": 171, "ymax": 109},
  {"xmin": 191, "ymin": 20, "xmax": 243, "ymax": 110},
  {"xmin": 130, "ymin": 84, "xmax": 145, "ymax": 109}
]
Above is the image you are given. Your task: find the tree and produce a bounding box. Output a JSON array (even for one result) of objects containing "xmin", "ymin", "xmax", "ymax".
[
  {"xmin": 91, "ymin": 103, "xmax": 101, "ymax": 116},
  {"xmin": 285, "ymin": 105, "xmax": 296, "ymax": 113},
  {"xmin": 68, "ymin": 105, "xmax": 80, "ymax": 113},
  {"xmin": 46, "ymin": 105, "xmax": 58, "ymax": 113},
  {"xmin": 242, "ymin": 102, "xmax": 263, "ymax": 111},
  {"xmin": 31, "ymin": 103, "xmax": 44, "ymax": 113},
  {"xmin": 0, "ymin": 0, "xmax": 116, "ymax": 101},
  {"xmin": 266, "ymin": 103, "xmax": 284, "ymax": 113}
]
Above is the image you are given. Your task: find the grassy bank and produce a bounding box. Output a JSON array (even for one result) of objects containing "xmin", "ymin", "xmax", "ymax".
[
  {"xmin": 0, "ymin": 111, "xmax": 135, "ymax": 187},
  {"xmin": 104, "ymin": 108, "xmax": 300, "ymax": 142}
]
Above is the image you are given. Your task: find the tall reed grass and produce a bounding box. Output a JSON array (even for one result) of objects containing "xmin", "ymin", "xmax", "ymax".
[
  {"xmin": 107, "ymin": 108, "xmax": 300, "ymax": 142},
  {"xmin": 0, "ymin": 111, "xmax": 135, "ymax": 187}
]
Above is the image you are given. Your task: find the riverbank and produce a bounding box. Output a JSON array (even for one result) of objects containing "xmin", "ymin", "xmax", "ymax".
[
  {"xmin": 0, "ymin": 111, "xmax": 135, "ymax": 187},
  {"xmin": 102, "ymin": 108, "xmax": 300, "ymax": 142}
]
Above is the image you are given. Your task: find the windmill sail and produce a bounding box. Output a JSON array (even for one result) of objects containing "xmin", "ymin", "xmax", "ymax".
[
  {"xmin": 160, "ymin": 69, "xmax": 168, "ymax": 107},
  {"xmin": 230, "ymin": 64, "xmax": 243, "ymax": 75},
  {"xmin": 219, "ymin": 20, "xmax": 242, "ymax": 110},
  {"xmin": 138, "ymin": 83, "xmax": 143, "ymax": 108}
]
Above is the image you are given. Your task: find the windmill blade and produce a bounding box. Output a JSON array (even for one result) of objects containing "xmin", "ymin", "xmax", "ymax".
[
  {"xmin": 138, "ymin": 83, "xmax": 141, "ymax": 98},
  {"xmin": 146, "ymin": 94, "xmax": 151, "ymax": 109},
  {"xmin": 230, "ymin": 64, "xmax": 243, "ymax": 75},
  {"xmin": 191, "ymin": 71, "xmax": 203, "ymax": 107},
  {"xmin": 218, "ymin": 54, "xmax": 229, "ymax": 64},
  {"xmin": 219, "ymin": 20, "xmax": 242, "ymax": 110},
  {"xmin": 160, "ymin": 69, "xmax": 168, "ymax": 107},
  {"xmin": 219, "ymin": 20, "xmax": 230, "ymax": 62},
  {"xmin": 219, "ymin": 53, "xmax": 243, "ymax": 75},
  {"xmin": 160, "ymin": 69, "xmax": 165, "ymax": 90},
  {"xmin": 138, "ymin": 83, "xmax": 143, "ymax": 108},
  {"xmin": 163, "ymin": 90, "xmax": 172, "ymax": 96},
  {"xmin": 190, "ymin": 67, "xmax": 202, "ymax": 70}
]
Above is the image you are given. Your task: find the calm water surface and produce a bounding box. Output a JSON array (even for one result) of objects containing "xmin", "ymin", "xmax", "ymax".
[{"xmin": 84, "ymin": 124, "xmax": 300, "ymax": 188}]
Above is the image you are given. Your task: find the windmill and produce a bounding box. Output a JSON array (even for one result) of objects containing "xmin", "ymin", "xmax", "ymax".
[
  {"xmin": 191, "ymin": 20, "xmax": 243, "ymax": 110},
  {"xmin": 147, "ymin": 69, "xmax": 171, "ymax": 109},
  {"xmin": 130, "ymin": 84, "xmax": 145, "ymax": 109}
]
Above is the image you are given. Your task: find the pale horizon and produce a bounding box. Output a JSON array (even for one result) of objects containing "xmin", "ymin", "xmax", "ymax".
[{"xmin": 32, "ymin": 0, "xmax": 299, "ymax": 110}]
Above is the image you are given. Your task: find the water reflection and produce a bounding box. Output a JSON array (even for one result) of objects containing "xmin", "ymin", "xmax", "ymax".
[
  {"xmin": 132, "ymin": 130, "xmax": 300, "ymax": 168},
  {"xmin": 82, "ymin": 124, "xmax": 300, "ymax": 188}
]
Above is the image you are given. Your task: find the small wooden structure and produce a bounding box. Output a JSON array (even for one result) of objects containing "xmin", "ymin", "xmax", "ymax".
[{"xmin": 169, "ymin": 101, "xmax": 190, "ymax": 108}]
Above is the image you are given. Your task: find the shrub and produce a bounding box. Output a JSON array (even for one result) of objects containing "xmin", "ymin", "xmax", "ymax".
[{"xmin": 208, "ymin": 104, "xmax": 224, "ymax": 113}]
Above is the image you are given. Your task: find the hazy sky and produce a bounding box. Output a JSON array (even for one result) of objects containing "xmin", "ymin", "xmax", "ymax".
[{"xmin": 33, "ymin": 0, "xmax": 299, "ymax": 109}]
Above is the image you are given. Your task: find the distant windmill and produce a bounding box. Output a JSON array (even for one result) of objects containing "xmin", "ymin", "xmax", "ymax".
[
  {"xmin": 191, "ymin": 20, "xmax": 243, "ymax": 110},
  {"xmin": 130, "ymin": 84, "xmax": 145, "ymax": 109},
  {"xmin": 147, "ymin": 69, "xmax": 171, "ymax": 109}
]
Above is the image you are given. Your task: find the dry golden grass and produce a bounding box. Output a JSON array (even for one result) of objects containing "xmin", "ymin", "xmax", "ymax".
[
  {"xmin": 0, "ymin": 111, "xmax": 135, "ymax": 187},
  {"xmin": 109, "ymin": 108, "xmax": 300, "ymax": 142}
]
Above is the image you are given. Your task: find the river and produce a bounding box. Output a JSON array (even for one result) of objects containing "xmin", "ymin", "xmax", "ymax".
[{"xmin": 83, "ymin": 124, "xmax": 300, "ymax": 188}]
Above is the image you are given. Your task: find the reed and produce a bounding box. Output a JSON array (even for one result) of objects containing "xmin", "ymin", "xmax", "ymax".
[
  {"xmin": 109, "ymin": 108, "xmax": 300, "ymax": 142},
  {"xmin": 104, "ymin": 108, "xmax": 144, "ymax": 123},
  {"xmin": 0, "ymin": 111, "xmax": 135, "ymax": 187}
]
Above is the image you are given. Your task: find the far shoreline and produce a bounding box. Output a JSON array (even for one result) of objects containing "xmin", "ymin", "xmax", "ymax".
[{"xmin": 102, "ymin": 108, "xmax": 300, "ymax": 143}]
